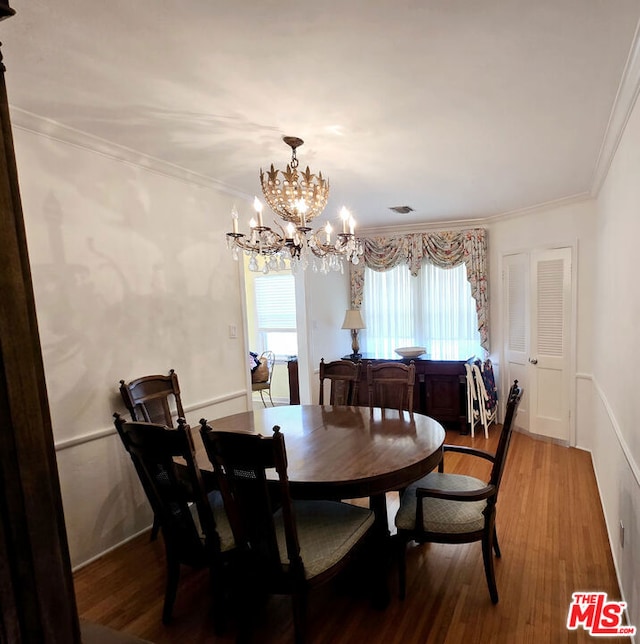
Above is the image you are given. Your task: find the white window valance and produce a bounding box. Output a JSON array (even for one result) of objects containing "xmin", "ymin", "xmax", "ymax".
[{"xmin": 350, "ymin": 229, "xmax": 489, "ymax": 352}]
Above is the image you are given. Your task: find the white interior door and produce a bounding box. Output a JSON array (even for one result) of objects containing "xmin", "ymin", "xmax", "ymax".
[
  {"xmin": 503, "ymin": 253, "xmax": 530, "ymax": 431},
  {"xmin": 529, "ymin": 247, "xmax": 572, "ymax": 440},
  {"xmin": 503, "ymin": 248, "xmax": 573, "ymax": 441}
]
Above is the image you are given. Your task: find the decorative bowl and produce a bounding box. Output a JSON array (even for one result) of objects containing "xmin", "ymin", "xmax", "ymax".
[{"xmin": 394, "ymin": 346, "xmax": 426, "ymax": 359}]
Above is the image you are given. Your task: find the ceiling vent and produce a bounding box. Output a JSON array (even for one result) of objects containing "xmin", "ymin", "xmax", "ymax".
[{"xmin": 389, "ymin": 206, "xmax": 414, "ymax": 214}]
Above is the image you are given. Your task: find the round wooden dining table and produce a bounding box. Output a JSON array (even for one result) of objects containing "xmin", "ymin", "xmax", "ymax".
[{"xmin": 196, "ymin": 404, "xmax": 446, "ymax": 532}]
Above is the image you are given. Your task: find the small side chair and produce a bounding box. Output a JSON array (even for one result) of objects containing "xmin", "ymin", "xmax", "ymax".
[{"xmin": 252, "ymin": 350, "xmax": 276, "ymax": 407}]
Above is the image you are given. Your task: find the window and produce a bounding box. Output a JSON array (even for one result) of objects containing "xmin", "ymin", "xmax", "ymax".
[
  {"xmin": 362, "ymin": 262, "xmax": 482, "ymax": 360},
  {"xmin": 254, "ymin": 274, "xmax": 298, "ymax": 359}
]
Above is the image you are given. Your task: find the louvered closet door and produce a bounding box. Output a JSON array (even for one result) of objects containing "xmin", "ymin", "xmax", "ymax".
[
  {"xmin": 529, "ymin": 248, "xmax": 572, "ymax": 440},
  {"xmin": 503, "ymin": 248, "xmax": 572, "ymax": 440},
  {"xmin": 503, "ymin": 253, "xmax": 530, "ymax": 431}
]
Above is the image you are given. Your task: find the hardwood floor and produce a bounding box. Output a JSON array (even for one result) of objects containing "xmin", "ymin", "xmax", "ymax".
[{"xmin": 74, "ymin": 426, "xmax": 626, "ymax": 643}]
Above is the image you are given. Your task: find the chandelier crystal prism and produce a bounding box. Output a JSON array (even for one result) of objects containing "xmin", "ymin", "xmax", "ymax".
[{"xmin": 226, "ymin": 136, "xmax": 363, "ymax": 274}]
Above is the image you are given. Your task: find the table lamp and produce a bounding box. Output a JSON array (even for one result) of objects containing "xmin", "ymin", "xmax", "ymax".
[{"xmin": 341, "ymin": 309, "xmax": 365, "ymax": 359}]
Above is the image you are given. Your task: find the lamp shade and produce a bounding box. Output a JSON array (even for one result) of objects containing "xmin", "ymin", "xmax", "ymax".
[{"xmin": 341, "ymin": 309, "xmax": 365, "ymax": 330}]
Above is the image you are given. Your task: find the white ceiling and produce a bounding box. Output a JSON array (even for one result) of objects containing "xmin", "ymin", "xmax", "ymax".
[{"xmin": 2, "ymin": 0, "xmax": 640, "ymax": 231}]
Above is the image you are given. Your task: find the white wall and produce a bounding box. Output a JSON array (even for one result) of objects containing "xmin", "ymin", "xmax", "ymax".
[
  {"xmin": 590, "ymin": 86, "xmax": 640, "ymax": 628},
  {"xmin": 486, "ymin": 198, "xmax": 597, "ymax": 375},
  {"xmin": 13, "ymin": 122, "xmax": 250, "ymax": 567},
  {"xmin": 486, "ymin": 198, "xmax": 597, "ymax": 443},
  {"xmin": 302, "ymin": 265, "xmax": 351, "ymax": 403}
]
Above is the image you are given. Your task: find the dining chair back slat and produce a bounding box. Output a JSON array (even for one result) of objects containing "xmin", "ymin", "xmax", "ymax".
[
  {"xmin": 367, "ymin": 361, "xmax": 415, "ymax": 413},
  {"xmin": 119, "ymin": 369, "xmax": 184, "ymax": 427},
  {"xmin": 319, "ymin": 359, "xmax": 361, "ymax": 405}
]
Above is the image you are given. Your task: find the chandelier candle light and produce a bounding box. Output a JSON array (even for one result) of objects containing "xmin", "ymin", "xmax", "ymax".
[{"xmin": 226, "ymin": 136, "xmax": 363, "ymax": 273}]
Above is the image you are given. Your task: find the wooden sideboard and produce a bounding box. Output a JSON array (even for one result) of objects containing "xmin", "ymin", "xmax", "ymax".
[
  {"xmin": 288, "ymin": 356, "xmax": 469, "ymax": 433},
  {"xmin": 349, "ymin": 357, "xmax": 468, "ymax": 433}
]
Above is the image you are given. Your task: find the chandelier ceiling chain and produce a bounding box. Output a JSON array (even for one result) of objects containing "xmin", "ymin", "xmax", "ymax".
[{"xmin": 226, "ymin": 136, "xmax": 363, "ymax": 274}]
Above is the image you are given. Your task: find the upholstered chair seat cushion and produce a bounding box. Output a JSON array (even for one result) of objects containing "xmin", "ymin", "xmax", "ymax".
[
  {"xmin": 189, "ymin": 489, "xmax": 236, "ymax": 552},
  {"xmin": 395, "ymin": 473, "xmax": 487, "ymax": 534},
  {"xmin": 274, "ymin": 500, "xmax": 375, "ymax": 579}
]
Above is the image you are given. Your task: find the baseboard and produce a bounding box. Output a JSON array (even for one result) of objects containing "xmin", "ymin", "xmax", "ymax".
[
  {"xmin": 514, "ymin": 425, "xmax": 570, "ymax": 448},
  {"xmin": 71, "ymin": 525, "xmax": 151, "ymax": 573}
]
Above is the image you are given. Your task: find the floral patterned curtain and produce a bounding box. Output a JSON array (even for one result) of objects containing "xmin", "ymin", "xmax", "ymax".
[{"xmin": 350, "ymin": 228, "xmax": 489, "ymax": 352}]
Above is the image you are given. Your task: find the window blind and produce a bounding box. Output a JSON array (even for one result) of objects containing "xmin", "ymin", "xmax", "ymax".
[{"xmin": 255, "ymin": 274, "xmax": 296, "ymax": 330}]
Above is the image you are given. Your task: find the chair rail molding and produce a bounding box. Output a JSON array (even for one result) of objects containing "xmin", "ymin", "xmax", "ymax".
[
  {"xmin": 54, "ymin": 389, "xmax": 248, "ymax": 452},
  {"xmin": 589, "ymin": 374, "xmax": 640, "ymax": 488}
]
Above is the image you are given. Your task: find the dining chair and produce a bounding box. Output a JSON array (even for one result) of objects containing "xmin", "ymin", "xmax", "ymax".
[
  {"xmin": 119, "ymin": 369, "xmax": 185, "ymax": 427},
  {"xmin": 119, "ymin": 369, "xmax": 186, "ymax": 540},
  {"xmin": 112, "ymin": 414, "xmax": 235, "ymax": 629},
  {"xmin": 394, "ymin": 380, "xmax": 523, "ymax": 604},
  {"xmin": 318, "ymin": 358, "xmax": 361, "ymax": 405},
  {"xmin": 367, "ymin": 361, "xmax": 416, "ymax": 413},
  {"xmin": 251, "ymin": 350, "xmax": 276, "ymax": 407},
  {"xmin": 199, "ymin": 420, "xmax": 386, "ymax": 643}
]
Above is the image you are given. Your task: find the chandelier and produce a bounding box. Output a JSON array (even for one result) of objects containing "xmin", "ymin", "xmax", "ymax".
[{"xmin": 226, "ymin": 136, "xmax": 363, "ymax": 273}]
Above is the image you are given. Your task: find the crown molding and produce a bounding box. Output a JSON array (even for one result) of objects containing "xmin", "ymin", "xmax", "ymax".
[
  {"xmin": 8, "ymin": 106, "xmax": 252, "ymax": 199},
  {"xmin": 590, "ymin": 17, "xmax": 640, "ymax": 196},
  {"xmin": 9, "ymin": 106, "xmax": 601, "ymax": 231},
  {"xmin": 481, "ymin": 192, "xmax": 592, "ymax": 225},
  {"xmin": 360, "ymin": 192, "xmax": 592, "ymax": 236},
  {"xmin": 360, "ymin": 217, "xmax": 486, "ymax": 237}
]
